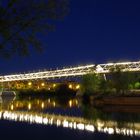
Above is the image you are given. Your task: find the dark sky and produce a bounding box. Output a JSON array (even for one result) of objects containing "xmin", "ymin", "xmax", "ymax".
[{"xmin": 1, "ymin": 0, "xmax": 140, "ymax": 74}]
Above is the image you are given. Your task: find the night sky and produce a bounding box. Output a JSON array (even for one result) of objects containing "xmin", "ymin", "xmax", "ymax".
[{"xmin": 0, "ymin": 0, "xmax": 140, "ymax": 74}]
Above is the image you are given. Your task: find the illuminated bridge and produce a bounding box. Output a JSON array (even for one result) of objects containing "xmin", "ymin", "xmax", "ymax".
[{"xmin": 0, "ymin": 61, "xmax": 140, "ymax": 82}]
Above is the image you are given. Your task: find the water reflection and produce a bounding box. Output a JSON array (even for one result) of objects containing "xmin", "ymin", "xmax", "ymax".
[
  {"xmin": 0, "ymin": 97, "xmax": 81, "ymax": 116},
  {"xmin": 0, "ymin": 97, "xmax": 140, "ymax": 138},
  {"xmin": 11, "ymin": 98, "xmax": 79, "ymax": 111}
]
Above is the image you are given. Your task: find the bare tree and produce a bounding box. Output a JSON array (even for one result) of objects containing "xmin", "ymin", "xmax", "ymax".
[{"xmin": 0, "ymin": 0, "xmax": 69, "ymax": 57}]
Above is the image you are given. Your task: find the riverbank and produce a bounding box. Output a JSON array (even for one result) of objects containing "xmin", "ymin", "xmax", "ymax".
[
  {"xmin": 91, "ymin": 94, "xmax": 140, "ymax": 107},
  {"xmin": 16, "ymin": 87, "xmax": 76, "ymax": 99}
]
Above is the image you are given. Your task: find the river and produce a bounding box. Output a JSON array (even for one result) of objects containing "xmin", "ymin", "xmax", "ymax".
[{"xmin": 0, "ymin": 96, "xmax": 140, "ymax": 140}]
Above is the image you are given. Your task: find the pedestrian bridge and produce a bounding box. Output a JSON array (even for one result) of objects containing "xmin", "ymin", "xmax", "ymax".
[{"xmin": 0, "ymin": 61, "xmax": 140, "ymax": 82}]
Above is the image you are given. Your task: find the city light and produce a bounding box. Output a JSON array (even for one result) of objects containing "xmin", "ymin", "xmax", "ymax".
[
  {"xmin": 69, "ymin": 100, "xmax": 72, "ymax": 107},
  {"xmin": 41, "ymin": 83, "xmax": 45, "ymax": 87},
  {"xmin": 69, "ymin": 84, "xmax": 72, "ymax": 89},
  {"xmin": 53, "ymin": 84, "xmax": 56, "ymax": 88},
  {"xmin": 76, "ymin": 84, "xmax": 80, "ymax": 90},
  {"xmin": 28, "ymin": 103, "xmax": 31, "ymax": 110},
  {"xmin": 10, "ymin": 104, "xmax": 14, "ymax": 110},
  {"xmin": 28, "ymin": 82, "xmax": 32, "ymax": 86},
  {"xmin": 53, "ymin": 101, "xmax": 56, "ymax": 107},
  {"xmin": 41, "ymin": 102, "xmax": 44, "ymax": 109}
]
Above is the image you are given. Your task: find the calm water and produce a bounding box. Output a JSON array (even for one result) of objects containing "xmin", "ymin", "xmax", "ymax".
[{"xmin": 0, "ymin": 96, "xmax": 140, "ymax": 140}]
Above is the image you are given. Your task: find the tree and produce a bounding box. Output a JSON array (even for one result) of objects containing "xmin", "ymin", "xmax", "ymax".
[
  {"xmin": 109, "ymin": 66, "xmax": 133, "ymax": 94},
  {"xmin": 99, "ymin": 77, "xmax": 110, "ymax": 93},
  {"xmin": 134, "ymin": 82, "xmax": 140, "ymax": 89},
  {"xmin": 0, "ymin": 0, "xmax": 69, "ymax": 57},
  {"xmin": 81, "ymin": 73, "xmax": 101, "ymax": 95}
]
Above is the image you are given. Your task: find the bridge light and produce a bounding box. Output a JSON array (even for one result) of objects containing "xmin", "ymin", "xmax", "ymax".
[
  {"xmin": 28, "ymin": 82, "xmax": 32, "ymax": 86},
  {"xmin": 69, "ymin": 84, "xmax": 72, "ymax": 89},
  {"xmin": 76, "ymin": 84, "xmax": 80, "ymax": 90}
]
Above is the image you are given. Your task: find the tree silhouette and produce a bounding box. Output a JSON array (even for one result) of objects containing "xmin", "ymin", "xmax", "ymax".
[
  {"xmin": 0, "ymin": 0, "xmax": 69, "ymax": 57},
  {"xmin": 109, "ymin": 66, "xmax": 133, "ymax": 94},
  {"xmin": 81, "ymin": 73, "xmax": 101, "ymax": 95}
]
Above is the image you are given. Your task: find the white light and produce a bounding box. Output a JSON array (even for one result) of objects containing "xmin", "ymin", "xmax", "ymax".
[
  {"xmin": 77, "ymin": 123, "xmax": 85, "ymax": 130},
  {"xmin": 85, "ymin": 125, "xmax": 95, "ymax": 132},
  {"xmin": 49, "ymin": 118, "xmax": 53, "ymax": 125},
  {"xmin": 108, "ymin": 128, "xmax": 114, "ymax": 134},
  {"xmin": 130, "ymin": 130, "xmax": 133, "ymax": 136},
  {"xmin": 73, "ymin": 122, "xmax": 76, "ymax": 129},
  {"xmin": 35, "ymin": 116, "xmax": 43, "ymax": 124},
  {"xmin": 29, "ymin": 115, "xmax": 33, "ymax": 123},
  {"xmin": 0, "ymin": 112, "xmax": 2, "ymax": 118},
  {"xmin": 69, "ymin": 122, "xmax": 73, "ymax": 128},
  {"xmin": 43, "ymin": 118, "xmax": 48, "ymax": 124},
  {"xmin": 1, "ymin": 110, "xmax": 140, "ymax": 137},
  {"xmin": 56, "ymin": 119, "xmax": 61, "ymax": 126},
  {"xmin": 63, "ymin": 120, "xmax": 69, "ymax": 127}
]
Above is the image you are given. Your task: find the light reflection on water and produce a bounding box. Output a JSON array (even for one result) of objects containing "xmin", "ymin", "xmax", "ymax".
[{"xmin": 0, "ymin": 96, "xmax": 140, "ymax": 138}]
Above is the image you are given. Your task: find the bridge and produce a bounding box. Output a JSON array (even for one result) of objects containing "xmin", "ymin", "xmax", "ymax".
[{"xmin": 0, "ymin": 61, "xmax": 140, "ymax": 82}]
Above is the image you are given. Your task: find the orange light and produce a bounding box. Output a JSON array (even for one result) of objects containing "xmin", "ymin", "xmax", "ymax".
[
  {"xmin": 28, "ymin": 103, "xmax": 31, "ymax": 110},
  {"xmin": 69, "ymin": 100, "xmax": 72, "ymax": 107},
  {"xmin": 11, "ymin": 104, "xmax": 14, "ymax": 110},
  {"xmin": 41, "ymin": 102, "xmax": 44, "ymax": 109},
  {"xmin": 41, "ymin": 83, "xmax": 45, "ymax": 86},
  {"xmin": 69, "ymin": 84, "xmax": 72, "ymax": 89},
  {"xmin": 28, "ymin": 82, "xmax": 32, "ymax": 86},
  {"xmin": 76, "ymin": 85, "xmax": 80, "ymax": 89}
]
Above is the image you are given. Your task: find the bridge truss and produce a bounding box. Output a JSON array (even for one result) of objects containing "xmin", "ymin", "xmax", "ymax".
[
  {"xmin": 0, "ymin": 65, "xmax": 95, "ymax": 82},
  {"xmin": 0, "ymin": 61, "xmax": 140, "ymax": 82},
  {"xmin": 96, "ymin": 61, "xmax": 140, "ymax": 73}
]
